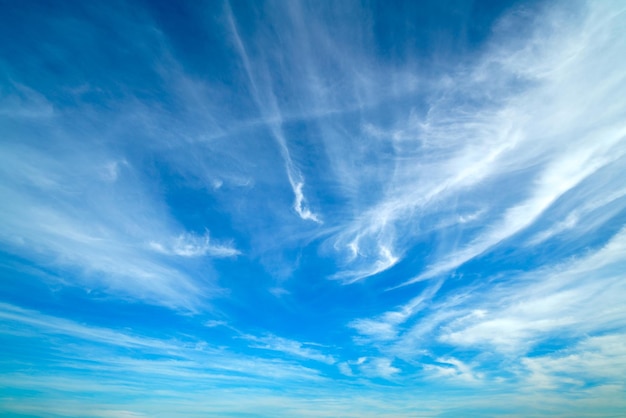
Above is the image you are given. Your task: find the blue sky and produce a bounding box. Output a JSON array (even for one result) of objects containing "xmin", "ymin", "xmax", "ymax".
[{"xmin": 1, "ymin": 0, "xmax": 626, "ymax": 416}]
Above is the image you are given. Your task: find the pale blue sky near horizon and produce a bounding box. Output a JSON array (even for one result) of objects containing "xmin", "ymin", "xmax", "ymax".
[{"xmin": 1, "ymin": 0, "xmax": 626, "ymax": 416}]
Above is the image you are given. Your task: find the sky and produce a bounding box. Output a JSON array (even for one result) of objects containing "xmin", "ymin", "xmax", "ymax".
[{"xmin": 1, "ymin": 0, "xmax": 626, "ymax": 416}]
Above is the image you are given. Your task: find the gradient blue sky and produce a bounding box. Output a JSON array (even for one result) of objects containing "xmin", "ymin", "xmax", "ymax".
[{"xmin": 1, "ymin": 0, "xmax": 626, "ymax": 416}]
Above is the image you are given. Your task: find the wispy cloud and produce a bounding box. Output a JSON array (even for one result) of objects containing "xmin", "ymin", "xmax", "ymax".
[
  {"xmin": 437, "ymin": 227, "xmax": 626, "ymax": 353},
  {"xmin": 0, "ymin": 303, "xmax": 443, "ymax": 417},
  {"xmin": 358, "ymin": 357, "xmax": 401, "ymax": 379},
  {"xmin": 242, "ymin": 333, "xmax": 336, "ymax": 365},
  {"xmin": 313, "ymin": 0, "xmax": 626, "ymax": 285},
  {"xmin": 149, "ymin": 232, "xmax": 239, "ymax": 258},
  {"xmin": 401, "ymin": 133, "xmax": 625, "ymax": 286},
  {"xmin": 0, "ymin": 143, "xmax": 216, "ymax": 310},
  {"xmin": 350, "ymin": 279, "xmax": 444, "ymax": 342},
  {"xmin": 424, "ymin": 357, "xmax": 484, "ymax": 384},
  {"xmin": 349, "ymin": 225, "xmax": 626, "ymax": 392},
  {"xmin": 0, "ymin": 302, "xmax": 325, "ymax": 383},
  {"xmin": 521, "ymin": 333, "xmax": 626, "ymax": 390},
  {"xmin": 224, "ymin": 1, "xmax": 321, "ymax": 224},
  {"xmin": 0, "ymin": 82, "xmax": 55, "ymax": 118},
  {"xmin": 1, "ymin": 0, "xmax": 625, "ymax": 416},
  {"xmin": 0, "ymin": 93, "xmax": 242, "ymax": 310}
]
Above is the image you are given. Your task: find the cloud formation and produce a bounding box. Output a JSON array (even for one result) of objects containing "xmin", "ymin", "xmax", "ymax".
[{"xmin": 0, "ymin": 0, "xmax": 625, "ymax": 416}]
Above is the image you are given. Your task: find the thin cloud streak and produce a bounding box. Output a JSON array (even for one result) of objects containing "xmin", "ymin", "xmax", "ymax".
[
  {"xmin": 242, "ymin": 333, "xmax": 336, "ymax": 365},
  {"xmin": 149, "ymin": 232, "xmax": 240, "ymax": 258},
  {"xmin": 224, "ymin": 1, "xmax": 321, "ymax": 224},
  {"xmin": 0, "ymin": 302, "xmax": 326, "ymax": 383}
]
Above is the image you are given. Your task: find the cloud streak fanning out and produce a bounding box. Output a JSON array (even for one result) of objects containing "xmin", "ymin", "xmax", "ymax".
[{"xmin": 0, "ymin": 0, "xmax": 625, "ymax": 416}]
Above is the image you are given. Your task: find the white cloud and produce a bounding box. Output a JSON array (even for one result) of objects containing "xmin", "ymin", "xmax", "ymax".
[
  {"xmin": 345, "ymin": 226, "xmax": 626, "ymax": 384},
  {"xmin": 0, "ymin": 302, "xmax": 178, "ymax": 350},
  {"xmin": 243, "ymin": 333, "xmax": 336, "ymax": 365},
  {"xmin": 269, "ymin": 287, "xmax": 290, "ymax": 297},
  {"xmin": 293, "ymin": 181, "xmax": 321, "ymax": 223},
  {"xmin": 0, "ymin": 302, "xmax": 327, "ymax": 385},
  {"xmin": 0, "ymin": 82, "xmax": 54, "ymax": 118},
  {"xmin": 357, "ymin": 357, "xmax": 400, "ymax": 379},
  {"xmin": 204, "ymin": 320, "xmax": 227, "ymax": 328},
  {"xmin": 436, "ymin": 227, "xmax": 626, "ymax": 353},
  {"xmin": 528, "ymin": 185, "xmax": 626, "ymax": 246},
  {"xmin": 424, "ymin": 357, "xmax": 484, "ymax": 384},
  {"xmin": 225, "ymin": 2, "xmax": 321, "ymax": 224},
  {"xmin": 337, "ymin": 362, "xmax": 353, "ymax": 376},
  {"xmin": 150, "ymin": 232, "xmax": 239, "ymax": 258},
  {"xmin": 350, "ymin": 279, "xmax": 444, "ymax": 342},
  {"xmin": 318, "ymin": 0, "xmax": 626, "ymax": 285},
  {"xmin": 0, "ymin": 128, "xmax": 232, "ymax": 311},
  {"xmin": 331, "ymin": 243, "xmax": 399, "ymax": 284},
  {"xmin": 2, "ymin": 1, "xmax": 625, "ymax": 414},
  {"xmin": 521, "ymin": 333, "xmax": 626, "ymax": 390},
  {"xmin": 402, "ymin": 139, "xmax": 624, "ymax": 286}
]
